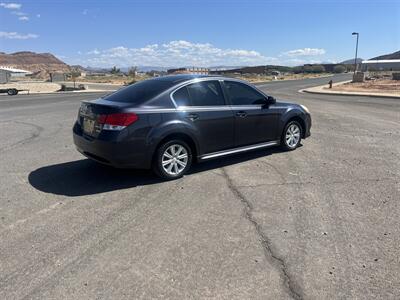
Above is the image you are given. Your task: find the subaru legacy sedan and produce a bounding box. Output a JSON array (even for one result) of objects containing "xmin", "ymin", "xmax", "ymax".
[{"xmin": 73, "ymin": 75, "xmax": 311, "ymax": 179}]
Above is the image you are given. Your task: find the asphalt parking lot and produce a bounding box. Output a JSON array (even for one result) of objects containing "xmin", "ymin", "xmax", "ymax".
[{"xmin": 0, "ymin": 74, "xmax": 399, "ymax": 299}]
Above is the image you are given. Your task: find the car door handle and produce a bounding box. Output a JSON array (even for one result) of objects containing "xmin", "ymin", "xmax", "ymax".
[
  {"xmin": 236, "ymin": 111, "xmax": 247, "ymax": 118},
  {"xmin": 186, "ymin": 113, "xmax": 199, "ymax": 121}
]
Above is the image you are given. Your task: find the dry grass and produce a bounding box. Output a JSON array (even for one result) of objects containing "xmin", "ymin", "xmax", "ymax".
[
  {"xmin": 235, "ymin": 73, "xmax": 333, "ymax": 83},
  {"xmin": 68, "ymin": 73, "xmax": 332, "ymax": 85},
  {"xmin": 67, "ymin": 75, "xmax": 152, "ymax": 85},
  {"xmin": 0, "ymin": 82, "xmax": 61, "ymax": 93},
  {"xmin": 330, "ymin": 78, "xmax": 400, "ymax": 95}
]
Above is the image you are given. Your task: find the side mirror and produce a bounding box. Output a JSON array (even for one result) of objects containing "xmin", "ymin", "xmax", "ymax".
[{"xmin": 267, "ymin": 96, "xmax": 276, "ymax": 104}]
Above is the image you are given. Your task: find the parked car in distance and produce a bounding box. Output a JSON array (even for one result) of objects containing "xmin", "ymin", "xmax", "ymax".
[
  {"xmin": 73, "ymin": 75, "xmax": 311, "ymax": 179},
  {"xmin": 0, "ymin": 88, "xmax": 19, "ymax": 95}
]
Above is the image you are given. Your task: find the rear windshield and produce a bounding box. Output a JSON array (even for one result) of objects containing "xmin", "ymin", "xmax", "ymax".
[{"xmin": 103, "ymin": 79, "xmax": 174, "ymax": 104}]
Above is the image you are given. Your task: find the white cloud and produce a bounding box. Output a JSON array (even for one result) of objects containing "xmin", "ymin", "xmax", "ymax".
[
  {"xmin": 77, "ymin": 40, "xmax": 277, "ymax": 67},
  {"xmin": 0, "ymin": 31, "xmax": 38, "ymax": 39},
  {"xmin": 18, "ymin": 15, "xmax": 28, "ymax": 21},
  {"xmin": 87, "ymin": 49, "xmax": 100, "ymax": 55},
  {"xmin": 11, "ymin": 10, "xmax": 25, "ymax": 15},
  {"xmin": 282, "ymin": 48, "xmax": 326, "ymax": 57},
  {"xmin": 0, "ymin": 2, "xmax": 21, "ymax": 9},
  {"xmin": 55, "ymin": 54, "xmax": 67, "ymax": 59}
]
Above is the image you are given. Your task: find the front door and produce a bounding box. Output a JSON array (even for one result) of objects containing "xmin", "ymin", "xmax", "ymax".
[{"xmin": 222, "ymin": 80, "xmax": 279, "ymax": 147}]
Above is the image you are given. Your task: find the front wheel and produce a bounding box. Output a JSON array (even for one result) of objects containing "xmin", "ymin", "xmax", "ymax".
[
  {"xmin": 281, "ymin": 121, "xmax": 302, "ymax": 151},
  {"xmin": 153, "ymin": 140, "xmax": 192, "ymax": 180}
]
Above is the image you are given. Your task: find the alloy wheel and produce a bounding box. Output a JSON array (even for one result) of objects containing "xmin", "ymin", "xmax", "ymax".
[
  {"xmin": 161, "ymin": 144, "xmax": 188, "ymax": 176},
  {"xmin": 285, "ymin": 123, "xmax": 301, "ymax": 148}
]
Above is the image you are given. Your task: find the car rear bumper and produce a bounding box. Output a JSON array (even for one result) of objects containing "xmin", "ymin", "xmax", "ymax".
[{"xmin": 73, "ymin": 122, "xmax": 151, "ymax": 169}]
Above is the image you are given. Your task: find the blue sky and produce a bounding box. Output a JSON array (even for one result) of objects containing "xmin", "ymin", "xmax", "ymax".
[{"xmin": 0, "ymin": 0, "xmax": 399, "ymax": 67}]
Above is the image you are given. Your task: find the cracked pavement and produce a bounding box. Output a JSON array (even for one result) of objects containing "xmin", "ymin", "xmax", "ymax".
[{"xmin": 0, "ymin": 74, "xmax": 399, "ymax": 299}]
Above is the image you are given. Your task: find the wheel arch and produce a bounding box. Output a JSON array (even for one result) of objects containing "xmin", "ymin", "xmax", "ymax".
[
  {"xmin": 280, "ymin": 109, "xmax": 307, "ymax": 139},
  {"xmin": 286, "ymin": 116, "xmax": 306, "ymax": 138},
  {"xmin": 152, "ymin": 132, "xmax": 199, "ymax": 163}
]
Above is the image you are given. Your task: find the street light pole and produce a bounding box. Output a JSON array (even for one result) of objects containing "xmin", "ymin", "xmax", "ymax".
[{"xmin": 352, "ymin": 32, "xmax": 359, "ymax": 74}]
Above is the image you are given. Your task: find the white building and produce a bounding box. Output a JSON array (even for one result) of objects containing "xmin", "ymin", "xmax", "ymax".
[
  {"xmin": 0, "ymin": 66, "xmax": 32, "ymax": 77},
  {"xmin": 361, "ymin": 59, "xmax": 400, "ymax": 72}
]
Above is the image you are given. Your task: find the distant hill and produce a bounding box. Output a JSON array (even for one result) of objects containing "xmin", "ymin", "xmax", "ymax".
[
  {"xmin": 136, "ymin": 66, "xmax": 171, "ymax": 72},
  {"xmin": 0, "ymin": 51, "xmax": 70, "ymax": 79},
  {"xmin": 71, "ymin": 65, "xmax": 112, "ymax": 73},
  {"xmin": 370, "ymin": 50, "xmax": 400, "ymax": 60},
  {"xmin": 340, "ymin": 58, "xmax": 363, "ymax": 64},
  {"xmin": 210, "ymin": 65, "xmax": 293, "ymax": 75}
]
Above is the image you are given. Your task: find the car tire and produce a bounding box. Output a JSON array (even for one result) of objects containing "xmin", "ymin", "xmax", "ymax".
[
  {"xmin": 7, "ymin": 89, "xmax": 18, "ymax": 96},
  {"xmin": 152, "ymin": 139, "xmax": 192, "ymax": 180},
  {"xmin": 281, "ymin": 120, "xmax": 302, "ymax": 151}
]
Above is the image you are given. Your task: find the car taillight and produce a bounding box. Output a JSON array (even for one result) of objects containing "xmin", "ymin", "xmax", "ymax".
[{"xmin": 98, "ymin": 113, "xmax": 138, "ymax": 131}]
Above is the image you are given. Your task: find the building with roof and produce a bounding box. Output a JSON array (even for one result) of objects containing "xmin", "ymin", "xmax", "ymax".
[
  {"xmin": 0, "ymin": 66, "xmax": 32, "ymax": 77},
  {"xmin": 167, "ymin": 67, "xmax": 209, "ymax": 75},
  {"xmin": 361, "ymin": 59, "xmax": 400, "ymax": 72}
]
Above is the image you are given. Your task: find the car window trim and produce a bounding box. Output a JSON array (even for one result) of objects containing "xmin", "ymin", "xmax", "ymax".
[{"xmin": 176, "ymin": 105, "xmax": 232, "ymax": 112}]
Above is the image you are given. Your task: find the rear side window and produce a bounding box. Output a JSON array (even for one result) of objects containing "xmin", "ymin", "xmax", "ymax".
[
  {"xmin": 173, "ymin": 81, "xmax": 225, "ymax": 107},
  {"xmin": 224, "ymin": 81, "xmax": 266, "ymax": 105},
  {"xmin": 173, "ymin": 86, "xmax": 190, "ymax": 106},
  {"xmin": 103, "ymin": 79, "xmax": 173, "ymax": 104}
]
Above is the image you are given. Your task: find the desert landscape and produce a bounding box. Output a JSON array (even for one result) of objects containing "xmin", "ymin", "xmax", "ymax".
[{"xmin": 330, "ymin": 78, "xmax": 400, "ymax": 96}]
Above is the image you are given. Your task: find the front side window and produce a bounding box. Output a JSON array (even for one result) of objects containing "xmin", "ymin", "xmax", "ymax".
[
  {"xmin": 173, "ymin": 80, "xmax": 225, "ymax": 107},
  {"xmin": 224, "ymin": 81, "xmax": 266, "ymax": 105}
]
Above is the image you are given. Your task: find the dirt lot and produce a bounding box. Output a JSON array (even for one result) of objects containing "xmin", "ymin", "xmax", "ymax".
[
  {"xmin": 241, "ymin": 73, "xmax": 333, "ymax": 83},
  {"xmin": 330, "ymin": 78, "xmax": 400, "ymax": 96},
  {"xmin": 0, "ymin": 82, "xmax": 62, "ymax": 94},
  {"xmin": 68, "ymin": 75, "xmax": 150, "ymax": 85},
  {"xmin": 67, "ymin": 73, "xmax": 333, "ymax": 85}
]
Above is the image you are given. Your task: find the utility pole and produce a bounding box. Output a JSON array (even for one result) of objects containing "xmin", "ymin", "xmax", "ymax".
[{"xmin": 352, "ymin": 32, "xmax": 359, "ymax": 74}]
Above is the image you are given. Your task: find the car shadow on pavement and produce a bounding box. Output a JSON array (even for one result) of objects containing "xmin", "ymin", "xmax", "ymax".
[{"xmin": 28, "ymin": 147, "xmax": 285, "ymax": 197}]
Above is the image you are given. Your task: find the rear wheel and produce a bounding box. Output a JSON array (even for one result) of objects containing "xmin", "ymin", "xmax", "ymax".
[
  {"xmin": 153, "ymin": 140, "xmax": 192, "ymax": 180},
  {"xmin": 7, "ymin": 89, "xmax": 18, "ymax": 96},
  {"xmin": 281, "ymin": 120, "xmax": 302, "ymax": 151}
]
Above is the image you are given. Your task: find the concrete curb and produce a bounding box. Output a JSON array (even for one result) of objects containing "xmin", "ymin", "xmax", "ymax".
[
  {"xmin": 253, "ymin": 74, "xmax": 335, "ymax": 86},
  {"xmin": 300, "ymin": 81, "xmax": 400, "ymax": 99}
]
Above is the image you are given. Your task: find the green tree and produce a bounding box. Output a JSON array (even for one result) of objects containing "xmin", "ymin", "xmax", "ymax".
[
  {"xmin": 128, "ymin": 66, "xmax": 138, "ymax": 77},
  {"xmin": 303, "ymin": 65, "xmax": 314, "ymax": 73},
  {"xmin": 110, "ymin": 66, "xmax": 120, "ymax": 74},
  {"xmin": 292, "ymin": 66, "xmax": 303, "ymax": 74},
  {"xmin": 312, "ymin": 65, "xmax": 326, "ymax": 73},
  {"xmin": 333, "ymin": 65, "xmax": 346, "ymax": 73},
  {"xmin": 70, "ymin": 68, "xmax": 81, "ymax": 89}
]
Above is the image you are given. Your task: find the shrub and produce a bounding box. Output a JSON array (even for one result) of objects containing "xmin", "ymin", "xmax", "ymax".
[
  {"xmin": 312, "ymin": 65, "xmax": 326, "ymax": 73},
  {"xmin": 303, "ymin": 65, "xmax": 314, "ymax": 73},
  {"xmin": 333, "ymin": 65, "xmax": 346, "ymax": 73},
  {"xmin": 292, "ymin": 66, "xmax": 303, "ymax": 74}
]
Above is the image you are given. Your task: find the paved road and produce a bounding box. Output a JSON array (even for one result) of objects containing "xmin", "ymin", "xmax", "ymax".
[{"xmin": 0, "ymin": 75, "xmax": 399, "ymax": 299}]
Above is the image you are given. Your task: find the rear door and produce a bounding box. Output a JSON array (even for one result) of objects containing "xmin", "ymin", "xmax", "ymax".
[
  {"xmin": 172, "ymin": 80, "xmax": 234, "ymax": 154},
  {"xmin": 222, "ymin": 80, "xmax": 279, "ymax": 147}
]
